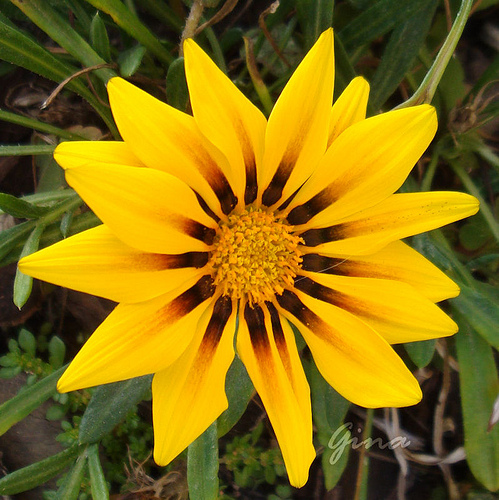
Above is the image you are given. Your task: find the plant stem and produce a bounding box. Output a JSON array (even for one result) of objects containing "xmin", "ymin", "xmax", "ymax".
[{"xmin": 396, "ymin": 0, "xmax": 473, "ymax": 108}]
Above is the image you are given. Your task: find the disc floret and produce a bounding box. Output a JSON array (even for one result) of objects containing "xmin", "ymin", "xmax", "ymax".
[{"xmin": 209, "ymin": 207, "xmax": 303, "ymax": 305}]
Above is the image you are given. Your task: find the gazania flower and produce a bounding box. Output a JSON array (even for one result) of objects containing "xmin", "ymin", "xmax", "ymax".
[{"xmin": 19, "ymin": 29, "xmax": 478, "ymax": 487}]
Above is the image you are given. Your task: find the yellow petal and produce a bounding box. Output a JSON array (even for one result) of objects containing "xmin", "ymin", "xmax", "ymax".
[
  {"xmin": 301, "ymin": 192, "xmax": 480, "ymax": 256},
  {"xmin": 57, "ymin": 275, "xmax": 216, "ymax": 392},
  {"xmin": 54, "ymin": 140, "xmax": 144, "ymax": 169},
  {"xmin": 107, "ymin": 77, "xmax": 237, "ymax": 216},
  {"xmin": 295, "ymin": 273, "xmax": 457, "ymax": 344},
  {"xmin": 328, "ymin": 76, "xmax": 370, "ymax": 147},
  {"xmin": 184, "ymin": 39, "xmax": 267, "ymax": 206},
  {"xmin": 18, "ymin": 224, "xmax": 208, "ymax": 303},
  {"xmin": 64, "ymin": 162, "xmax": 217, "ymax": 254},
  {"xmin": 301, "ymin": 240, "xmax": 459, "ymax": 303},
  {"xmin": 276, "ymin": 290, "xmax": 422, "ymax": 408},
  {"xmin": 237, "ymin": 302, "xmax": 315, "ymax": 487},
  {"xmin": 288, "ymin": 105, "xmax": 437, "ymax": 226},
  {"xmin": 259, "ymin": 29, "xmax": 334, "ymax": 208},
  {"xmin": 152, "ymin": 295, "xmax": 236, "ymax": 466}
]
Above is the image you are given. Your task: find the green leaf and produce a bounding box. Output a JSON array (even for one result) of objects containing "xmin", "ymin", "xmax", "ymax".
[
  {"xmin": 0, "ymin": 444, "xmax": 79, "ymax": 495},
  {"xmin": 217, "ymin": 357, "xmax": 254, "ymax": 438},
  {"xmin": 370, "ymin": 0, "xmax": 438, "ymax": 108},
  {"xmin": 303, "ymin": 359, "xmax": 351, "ymax": 490},
  {"xmin": 48, "ymin": 336, "xmax": 66, "ymax": 369},
  {"xmin": 90, "ymin": 12, "xmax": 111, "ymax": 62},
  {"xmin": 55, "ymin": 451, "xmax": 87, "ymax": 500},
  {"xmin": 84, "ymin": 0, "xmax": 174, "ymax": 65},
  {"xmin": 0, "ymin": 12, "xmax": 95, "ymax": 99},
  {"xmin": 166, "ymin": 57, "xmax": 189, "ymax": 111},
  {"xmin": 338, "ymin": 0, "xmax": 424, "ymax": 53},
  {"xmin": 187, "ymin": 422, "xmax": 219, "ymax": 500},
  {"xmin": 13, "ymin": 223, "xmax": 45, "ymax": 308},
  {"xmin": 404, "ymin": 339, "xmax": 436, "ymax": 368},
  {"xmin": 0, "ymin": 109, "xmax": 86, "ymax": 141},
  {"xmin": 1, "ymin": 194, "xmax": 52, "ymax": 218},
  {"xmin": 0, "ymin": 365, "xmax": 67, "ymax": 436},
  {"xmin": 451, "ymin": 283, "xmax": 499, "ymax": 349},
  {"xmin": 78, "ymin": 375, "xmax": 152, "ymax": 444},
  {"xmin": 18, "ymin": 328, "xmax": 37, "ymax": 357},
  {"xmin": 296, "ymin": 0, "xmax": 334, "ymax": 49},
  {"xmin": 10, "ymin": 0, "xmax": 115, "ymax": 84},
  {"xmin": 88, "ymin": 444, "xmax": 109, "ymax": 500},
  {"xmin": 455, "ymin": 315, "xmax": 499, "ymax": 491},
  {"xmin": 118, "ymin": 44, "xmax": 147, "ymax": 77},
  {"xmin": 0, "ymin": 144, "xmax": 55, "ymax": 156}
]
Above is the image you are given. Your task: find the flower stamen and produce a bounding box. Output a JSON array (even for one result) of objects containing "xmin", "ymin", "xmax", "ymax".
[{"xmin": 209, "ymin": 207, "xmax": 303, "ymax": 305}]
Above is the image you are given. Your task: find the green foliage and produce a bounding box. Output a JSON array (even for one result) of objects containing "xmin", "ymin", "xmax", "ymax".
[
  {"xmin": 0, "ymin": 0, "xmax": 498, "ymax": 498},
  {"xmin": 223, "ymin": 422, "xmax": 287, "ymax": 489}
]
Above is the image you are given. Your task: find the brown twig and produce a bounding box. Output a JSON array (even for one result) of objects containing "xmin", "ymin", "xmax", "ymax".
[
  {"xmin": 41, "ymin": 63, "xmax": 116, "ymax": 110},
  {"xmin": 258, "ymin": 1, "xmax": 291, "ymax": 68},
  {"xmin": 195, "ymin": 0, "xmax": 239, "ymax": 36}
]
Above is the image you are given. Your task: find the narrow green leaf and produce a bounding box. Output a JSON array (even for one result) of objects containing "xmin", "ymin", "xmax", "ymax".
[
  {"xmin": 10, "ymin": 0, "xmax": 115, "ymax": 83},
  {"xmin": 404, "ymin": 339, "xmax": 436, "ymax": 368},
  {"xmin": 166, "ymin": 57, "xmax": 189, "ymax": 111},
  {"xmin": 187, "ymin": 422, "xmax": 219, "ymax": 500},
  {"xmin": 139, "ymin": 0, "xmax": 183, "ymax": 31},
  {"xmin": 0, "ymin": 109, "xmax": 86, "ymax": 141},
  {"xmin": 455, "ymin": 315, "xmax": 499, "ymax": 491},
  {"xmin": 56, "ymin": 451, "xmax": 87, "ymax": 500},
  {"xmin": 0, "ymin": 193, "xmax": 51, "ymax": 218},
  {"xmin": 370, "ymin": 0, "xmax": 438, "ymax": 108},
  {"xmin": 88, "ymin": 444, "xmax": 109, "ymax": 500},
  {"xmin": 90, "ymin": 12, "xmax": 112, "ymax": 62},
  {"xmin": 338, "ymin": 0, "xmax": 422, "ymax": 53},
  {"xmin": 217, "ymin": 357, "xmax": 254, "ymax": 438},
  {"xmin": 304, "ymin": 359, "xmax": 351, "ymax": 490},
  {"xmin": 0, "ymin": 12, "xmax": 92, "ymax": 97},
  {"xmin": 0, "ymin": 444, "xmax": 79, "ymax": 495},
  {"xmin": 0, "ymin": 220, "xmax": 36, "ymax": 262},
  {"xmin": 79, "ymin": 375, "xmax": 152, "ymax": 444},
  {"xmin": 451, "ymin": 283, "xmax": 499, "ymax": 349},
  {"xmin": 84, "ymin": 0, "xmax": 174, "ymax": 65},
  {"xmin": 118, "ymin": 44, "xmax": 147, "ymax": 77},
  {"xmin": 0, "ymin": 144, "xmax": 55, "ymax": 156},
  {"xmin": 0, "ymin": 365, "xmax": 67, "ymax": 436},
  {"xmin": 296, "ymin": 0, "xmax": 334, "ymax": 49},
  {"xmin": 14, "ymin": 223, "xmax": 44, "ymax": 308}
]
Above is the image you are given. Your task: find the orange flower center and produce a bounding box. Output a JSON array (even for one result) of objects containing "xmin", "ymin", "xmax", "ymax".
[{"xmin": 209, "ymin": 207, "xmax": 303, "ymax": 306}]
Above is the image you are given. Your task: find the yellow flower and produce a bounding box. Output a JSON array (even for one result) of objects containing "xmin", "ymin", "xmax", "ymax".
[{"xmin": 18, "ymin": 29, "xmax": 478, "ymax": 487}]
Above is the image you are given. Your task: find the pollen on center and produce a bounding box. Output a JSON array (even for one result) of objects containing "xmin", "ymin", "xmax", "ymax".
[{"xmin": 208, "ymin": 207, "xmax": 303, "ymax": 306}]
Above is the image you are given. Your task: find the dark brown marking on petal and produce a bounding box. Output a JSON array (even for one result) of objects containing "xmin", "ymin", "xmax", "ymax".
[
  {"xmin": 287, "ymin": 188, "xmax": 336, "ymax": 225},
  {"xmin": 293, "ymin": 276, "xmax": 366, "ymax": 319},
  {"xmin": 267, "ymin": 302, "xmax": 293, "ymax": 377},
  {"xmin": 276, "ymin": 290, "xmax": 350, "ymax": 353},
  {"xmin": 195, "ymin": 192, "xmax": 220, "ymax": 223},
  {"xmin": 185, "ymin": 143, "xmax": 237, "ymax": 215},
  {"xmin": 244, "ymin": 302, "xmax": 269, "ymax": 351},
  {"xmin": 180, "ymin": 217, "xmax": 216, "ymax": 245},
  {"xmin": 262, "ymin": 159, "xmax": 291, "ymax": 207},
  {"xmin": 301, "ymin": 254, "xmax": 350, "ymax": 275},
  {"xmin": 199, "ymin": 295, "xmax": 233, "ymax": 353},
  {"xmin": 167, "ymin": 274, "xmax": 215, "ymax": 320},
  {"xmin": 278, "ymin": 185, "xmax": 301, "ymax": 212},
  {"xmin": 160, "ymin": 252, "xmax": 209, "ymax": 269},
  {"xmin": 244, "ymin": 157, "xmax": 258, "ymax": 205},
  {"xmin": 207, "ymin": 173, "xmax": 238, "ymax": 215},
  {"xmin": 300, "ymin": 223, "xmax": 348, "ymax": 247}
]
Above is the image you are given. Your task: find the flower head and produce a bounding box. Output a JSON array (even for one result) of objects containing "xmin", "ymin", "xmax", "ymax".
[{"xmin": 18, "ymin": 29, "xmax": 478, "ymax": 487}]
